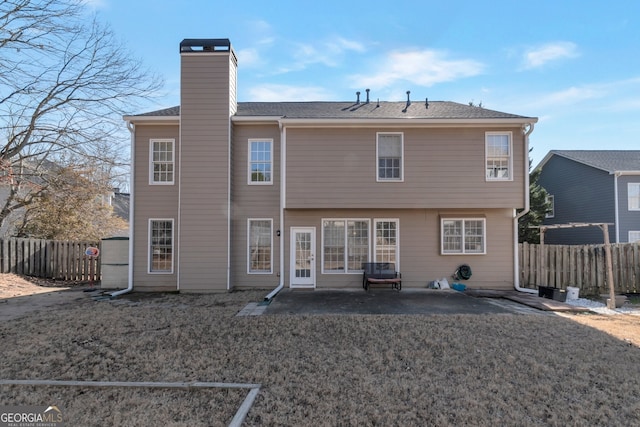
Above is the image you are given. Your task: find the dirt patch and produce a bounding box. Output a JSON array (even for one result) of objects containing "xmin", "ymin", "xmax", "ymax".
[
  {"xmin": 560, "ymin": 312, "xmax": 640, "ymax": 347},
  {"xmin": 0, "ymin": 273, "xmax": 96, "ymax": 321}
]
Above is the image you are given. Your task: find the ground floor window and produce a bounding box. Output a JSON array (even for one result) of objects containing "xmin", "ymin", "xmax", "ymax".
[
  {"xmin": 629, "ymin": 231, "xmax": 640, "ymax": 243},
  {"xmin": 441, "ymin": 218, "xmax": 486, "ymax": 254},
  {"xmin": 322, "ymin": 219, "xmax": 370, "ymax": 273},
  {"xmin": 149, "ymin": 219, "xmax": 174, "ymax": 273},
  {"xmin": 375, "ymin": 219, "xmax": 399, "ymax": 266},
  {"xmin": 248, "ymin": 219, "xmax": 272, "ymax": 273}
]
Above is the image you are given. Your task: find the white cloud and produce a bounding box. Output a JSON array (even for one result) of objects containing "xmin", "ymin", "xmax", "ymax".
[
  {"xmin": 522, "ymin": 42, "xmax": 579, "ymax": 69},
  {"xmin": 236, "ymin": 48, "xmax": 261, "ymax": 68},
  {"xmin": 540, "ymin": 86, "xmax": 603, "ymax": 105},
  {"xmin": 524, "ymin": 77, "xmax": 640, "ymax": 111},
  {"xmin": 330, "ymin": 37, "xmax": 366, "ymax": 54},
  {"xmin": 350, "ymin": 49, "xmax": 484, "ymax": 89},
  {"xmin": 276, "ymin": 36, "xmax": 367, "ymax": 73},
  {"xmin": 245, "ymin": 20, "xmax": 276, "ymax": 46},
  {"xmin": 247, "ymin": 84, "xmax": 334, "ymax": 101}
]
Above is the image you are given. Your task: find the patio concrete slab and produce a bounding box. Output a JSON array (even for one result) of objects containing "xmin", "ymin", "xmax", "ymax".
[{"xmin": 264, "ymin": 288, "xmax": 538, "ymax": 315}]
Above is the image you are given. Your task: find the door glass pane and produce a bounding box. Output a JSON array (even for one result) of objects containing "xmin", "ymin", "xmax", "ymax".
[{"xmin": 295, "ymin": 232, "xmax": 311, "ymax": 278}]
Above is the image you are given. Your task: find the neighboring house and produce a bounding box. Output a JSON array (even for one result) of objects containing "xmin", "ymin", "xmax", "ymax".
[
  {"xmin": 104, "ymin": 188, "xmax": 130, "ymax": 237},
  {"xmin": 108, "ymin": 188, "xmax": 130, "ymax": 222},
  {"xmin": 536, "ymin": 150, "xmax": 640, "ymax": 244},
  {"xmin": 123, "ymin": 38, "xmax": 538, "ymax": 293}
]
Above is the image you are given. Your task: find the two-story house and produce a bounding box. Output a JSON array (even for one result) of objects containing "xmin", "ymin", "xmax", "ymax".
[
  {"xmin": 122, "ymin": 38, "xmax": 538, "ymax": 293},
  {"xmin": 537, "ymin": 150, "xmax": 640, "ymax": 244}
]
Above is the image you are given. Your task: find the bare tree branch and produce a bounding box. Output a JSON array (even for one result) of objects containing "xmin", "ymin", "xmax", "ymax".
[{"xmin": 0, "ymin": 0, "xmax": 162, "ymax": 235}]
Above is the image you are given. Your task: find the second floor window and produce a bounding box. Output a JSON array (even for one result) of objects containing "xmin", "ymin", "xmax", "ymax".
[
  {"xmin": 486, "ymin": 132, "xmax": 512, "ymax": 181},
  {"xmin": 629, "ymin": 183, "xmax": 640, "ymax": 210},
  {"xmin": 249, "ymin": 139, "xmax": 273, "ymax": 184},
  {"xmin": 150, "ymin": 139, "xmax": 175, "ymax": 184},
  {"xmin": 546, "ymin": 194, "xmax": 555, "ymax": 218},
  {"xmin": 377, "ymin": 133, "xmax": 403, "ymax": 181}
]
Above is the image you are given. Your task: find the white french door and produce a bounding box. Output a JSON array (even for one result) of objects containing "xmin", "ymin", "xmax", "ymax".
[{"xmin": 290, "ymin": 227, "xmax": 316, "ymax": 288}]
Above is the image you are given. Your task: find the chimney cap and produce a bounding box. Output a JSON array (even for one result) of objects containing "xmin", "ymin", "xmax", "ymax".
[{"xmin": 180, "ymin": 38, "xmax": 231, "ymax": 52}]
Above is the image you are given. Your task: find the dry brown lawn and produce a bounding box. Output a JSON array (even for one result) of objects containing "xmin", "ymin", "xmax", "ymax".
[{"xmin": 1, "ymin": 274, "xmax": 640, "ymax": 426}]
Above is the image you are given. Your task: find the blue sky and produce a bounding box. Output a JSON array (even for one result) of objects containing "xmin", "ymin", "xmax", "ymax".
[{"xmin": 91, "ymin": 0, "xmax": 640, "ymax": 166}]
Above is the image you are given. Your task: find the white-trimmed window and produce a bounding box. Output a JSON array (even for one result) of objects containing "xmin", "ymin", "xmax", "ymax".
[
  {"xmin": 149, "ymin": 219, "xmax": 174, "ymax": 273},
  {"xmin": 374, "ymin": 219, "xmax": 399, "ymax": 266},
  {"xmin": 629, "ymin": 231, "xmax": 640, "ymax": 243},
  {"xmin": 322, "ymin": 219, "xmax": 370, "ymax": 273},
  {"xmin": 248, "ymin": 139, "xmax": 273, "ymax": 184},
  {"xmin": 546, "ymin": 194, "xmax": 555, "ymax": 218},
  {"xmin": 377, "ymin": 133, "xmax": 403, "ymax": 181},
  {"xmin": 149, "ymin": 139, "xmax": 175, "ymax": 184},
  {"xmin": 248, "ymin": 219, "xmax": 272, "ymax": 273},
  {"xmin": 485, "ymin": 132, "xmax": 512, "ymax": 181},
  {"xmin": 441, "ymin": 218, "xmax": 486, "ymax": 255},
  {"xmin": 628, "ymin": 183, "xmax": 640, "ymax": 210}
]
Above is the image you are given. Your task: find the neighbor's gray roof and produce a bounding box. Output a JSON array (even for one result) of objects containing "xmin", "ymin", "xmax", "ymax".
[
  {"xmin": 542, "ymin": 150, "xmax": 640, "ymax": 173},
  {"xmin": 131, "ymin": 101, "xmax": 534, "ymax": 120}
]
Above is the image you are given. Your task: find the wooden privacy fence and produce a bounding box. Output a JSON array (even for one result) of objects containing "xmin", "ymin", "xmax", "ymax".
[
  {"xmin": 519, "ymin": 242, "xmax": 640, "ymax": 296},
  {"xmin": 0, "ymin": 238, "xmax": 101, "ymax": 281}
]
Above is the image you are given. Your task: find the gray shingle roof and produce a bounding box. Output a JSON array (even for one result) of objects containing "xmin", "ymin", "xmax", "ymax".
[
  {"xmin": 133, "ymin": 101, "xmax": 533, "ymax": 120},
  {"xmin": 134, "ymin": 106, "xmax": 180, "ymax": 117},
  {"xmin": 549, "ymin": 150, "xmax": 640, "ymax": 172},
  {"xmin": 236, "ymin": 101, "xmax": 531, "ymax": 119}
]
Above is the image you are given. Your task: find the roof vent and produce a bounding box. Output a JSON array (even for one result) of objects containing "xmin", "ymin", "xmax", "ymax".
[
  {"xmin": 403, "ymin": 91, "xmax": 411, "ymax": 113},
  {"xmin": 425, "ymin": 98, "xmax": 429, "ymax": 109},
  {"xmin": 356, "ymin": 91, "xmax": 361, "ymax": 104},
  {"xmin": 366, "ymin": 89, "xmax": 370, "ymax": 104}
]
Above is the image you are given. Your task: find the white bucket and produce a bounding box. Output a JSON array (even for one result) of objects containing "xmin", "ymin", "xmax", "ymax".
[{"xmin": 566, "ymin": 286, "xmax": 579, "ymax": 301}]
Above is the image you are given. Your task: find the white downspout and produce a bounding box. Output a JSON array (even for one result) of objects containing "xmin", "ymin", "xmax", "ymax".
[
  {"xmin": 265, "ymin": 122, "xmax": 286, "ymax": 301},
  {"xmin": 227, "ymin": 114, "xmax": 232, "ymax": 291},
  {"xmin": 514, "ymin": 122, "xmax": 537, "ymax": 294},
  {"xmin": 110, "ymin": 121, "xmax": 136, "ymax": 297}
]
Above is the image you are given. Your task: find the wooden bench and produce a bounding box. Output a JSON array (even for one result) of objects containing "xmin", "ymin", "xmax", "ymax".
[{"xmin": 362, "ymin": 262, "xmax": 402, "ymax": 291}]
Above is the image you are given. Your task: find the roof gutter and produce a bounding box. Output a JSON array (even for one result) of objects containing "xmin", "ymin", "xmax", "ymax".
[
  {"xmin": 110, "ymin": 121, "xmax": 136, "ymax": 297},
  {"xmin": 266, "ymin": 117, "xmax": 537, "ymax": 128},
  {"xmin": 122, "ymin": 116, "xmax": 179, "ymax": 125},
  {"xmin": 264, "ymin": 121, "xmax": 286, "ymax": 301},
  {"xmin": 514, "ymin": 123, "xmax": 537, "ymax": 294}
]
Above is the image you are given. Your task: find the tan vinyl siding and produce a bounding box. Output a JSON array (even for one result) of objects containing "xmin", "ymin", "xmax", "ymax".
[
  {"xmin": 132, "ymin": 124, "xmax": 179, "ymax": 290},
  {"xmin": 178, "ymin": 52, "xmax": 233, "ymax": 291},
  {"xmin": 229, "ymin": 54, "xmax": 237, "ymax": 115},
  {"xmin": 231, "ymin": 123, "xmax": 281, "ymax": 289},
  {"xmin": 284, "ymin": 208, "xmax": 515, "ymax": 290},
  {"xmin": 285, "ymin": 127, "xmax": 526, "ymax": 209}
]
